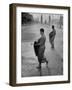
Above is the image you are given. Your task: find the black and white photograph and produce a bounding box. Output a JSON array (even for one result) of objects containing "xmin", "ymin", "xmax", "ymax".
[
  {"xmin": 9, "ymin": 4, "xmax": 70, "ymax": 86},
  {"xmin": 21, "ymin": 13, "xmax": 63, "ymax": 77}
]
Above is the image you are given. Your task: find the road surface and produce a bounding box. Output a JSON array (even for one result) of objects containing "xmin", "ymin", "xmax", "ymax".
[{"xmin": 21, "ymin": 23, "xmax": 63, "ymax": 77}]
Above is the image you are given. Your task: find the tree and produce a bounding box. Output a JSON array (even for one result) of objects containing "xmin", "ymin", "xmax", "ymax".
[{"xmin": 22, "ymin": 13, "xmax": 34, "ymax": 24}]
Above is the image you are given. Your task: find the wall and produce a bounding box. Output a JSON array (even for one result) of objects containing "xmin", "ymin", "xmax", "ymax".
[{"xmin": 0, "ymin": 0, "xmax": 72, "ymax": 90}]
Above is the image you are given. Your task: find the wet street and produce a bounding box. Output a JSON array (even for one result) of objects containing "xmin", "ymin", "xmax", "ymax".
[{"xmin": 21, "ymin": 23, "xmax": 63, "ymax": 77}]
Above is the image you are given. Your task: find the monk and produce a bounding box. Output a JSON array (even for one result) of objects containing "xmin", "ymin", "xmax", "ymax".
[
  {"xmin": 34, "ymin": 28, "xmax": 48, "ymax": 69},
  {"xmin": 49, "ymin": 25, "xmax": 56, "ymax": 49}
]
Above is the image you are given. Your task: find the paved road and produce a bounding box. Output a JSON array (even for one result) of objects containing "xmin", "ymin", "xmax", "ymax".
[{"xmin": 21, "ymin": 23, "xmax": 63, "ymax": 77}]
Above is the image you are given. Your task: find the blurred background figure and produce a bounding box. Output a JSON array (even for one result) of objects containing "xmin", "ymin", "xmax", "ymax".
[{"xmin": 49, "ymin": 25, "xmax": 56, "ymax": 49}]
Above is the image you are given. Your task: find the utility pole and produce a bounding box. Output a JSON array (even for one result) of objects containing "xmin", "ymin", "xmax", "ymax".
[
  {"xmin": 49, "ymin": 15, "xmax": 51, "ymax": 26},
  {"xmin": 41, "ymin": 14, "xmax": 43, "ymax": 24},
  {"xmin": 59, "ymin": 15, "xmax": 63, "ymax": 28}
]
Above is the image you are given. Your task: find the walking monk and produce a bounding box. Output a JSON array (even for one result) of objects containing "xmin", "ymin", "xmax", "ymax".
[
  {"xmin": 49, "ymin": 25, "xmax": 56, "ymax": 49},
  {"xmin": 34, "ymin": 28, "xmax": 48, "ymax": 69}
]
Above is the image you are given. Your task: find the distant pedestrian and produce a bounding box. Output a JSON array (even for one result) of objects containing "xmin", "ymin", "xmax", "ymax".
[
  {"xmin": 34, "ymin": 28, "xmax": 48, "ymax": 69},
  {"xmin": 49, "ymin": 25, "xmax": 56, "ymax": 49}
]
